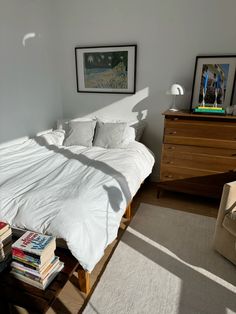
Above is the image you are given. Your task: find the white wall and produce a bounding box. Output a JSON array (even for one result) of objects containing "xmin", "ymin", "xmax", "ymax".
[
  {"xmin": 55, "ymin": 0, "xmax": 236, "ymax": 180},
  {"xmin": 1, "ymin": 1, "xmax": 235, "ymax": 178},
  {"xmin": 0, "ymin": 0, "xmax": 63, "ymax": 144}
]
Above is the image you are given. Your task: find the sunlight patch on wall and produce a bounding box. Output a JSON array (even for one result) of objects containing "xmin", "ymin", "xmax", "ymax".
[{"xmin": 82, "ymin": 87, "xmax": 149, "ymax": 121}]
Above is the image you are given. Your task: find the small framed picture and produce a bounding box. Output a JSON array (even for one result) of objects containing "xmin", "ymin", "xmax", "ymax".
[
  {"xmin": 190, "ymin": 55, "xmax": 236, "ymax": 110},
  {"xmin": 75, "ymin": 44, "xmax": 137, "ymax": 94}
]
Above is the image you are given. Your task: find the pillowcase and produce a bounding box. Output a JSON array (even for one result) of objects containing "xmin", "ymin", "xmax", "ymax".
[
  {"xmin": 63, "ymin": 120, "xmax": 96, "ymax": 147},
  {"xmin": 93, "ymin": 118, "xmax": 146, "ymax": 142},
  {"xmin": 36, "ymin": 130, "xmax": 65, "ymax": 146},
  {"xmin": 128, "ymin": 120, "xmax": 146, "ymax": 141},
  {"xmin": 57, "ymin": 119, "xmax": 70, "ymax": 133},
  {"xmin": 57, "ymin": 118, "xmax": 95, "ymax": 134},
  {"xmin": 122, "ymin": 125, "xmax": 136, "ymax": 146},
  {"xmin": 93, "ymin": 121, "xmax": 128, "ymax": 148}
]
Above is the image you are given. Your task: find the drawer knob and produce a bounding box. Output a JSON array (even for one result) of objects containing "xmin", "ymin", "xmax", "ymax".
[
  {"xmin": 168, "ymin": 146, "xmax": 175, "ymax": 150},
  {"xmin": 165, "ymin": 175, "xmax": 173, "ymax": 178},
  {"xmin": 166, "ymin": 161, "xmax": 174, "ymax": 164},
  {"xmin": 169, "ymin": 131, "xmax": 177, "ymax": 135}
]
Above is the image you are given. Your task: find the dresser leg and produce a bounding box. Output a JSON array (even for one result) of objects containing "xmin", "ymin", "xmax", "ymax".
[{"xmin": 157, "ymin": 187, "xmax": 162, "ymax": 198}]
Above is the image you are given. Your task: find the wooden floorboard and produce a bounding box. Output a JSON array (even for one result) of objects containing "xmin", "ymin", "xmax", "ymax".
[{"xmin": 12, "ymin": 182, "xmax": 219, "ymax": 314}]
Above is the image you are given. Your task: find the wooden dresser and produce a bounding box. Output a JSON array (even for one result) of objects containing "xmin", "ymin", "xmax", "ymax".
[{"xmin": 157, "ymin": 110, "xmax": 236, "ymax": 198}]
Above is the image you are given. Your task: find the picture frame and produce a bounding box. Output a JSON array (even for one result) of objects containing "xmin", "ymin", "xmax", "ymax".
[
  {"xmin": 75, "ymin": 44, "xmax": 137, "ymax": 94},
  {"xmin": 190, "ymin": 55, "xmax": 236, "ymax": 111}
]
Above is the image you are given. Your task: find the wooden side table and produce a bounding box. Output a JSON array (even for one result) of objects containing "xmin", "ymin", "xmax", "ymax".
[{"xmin": 0, "ymin": 248, "xmax": 79, "ymax": 313}]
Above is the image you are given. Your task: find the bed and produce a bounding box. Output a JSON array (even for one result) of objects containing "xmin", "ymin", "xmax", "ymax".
[{"xmin": 0, "ymin": 136, "xmax": 154, "ymax": 291}]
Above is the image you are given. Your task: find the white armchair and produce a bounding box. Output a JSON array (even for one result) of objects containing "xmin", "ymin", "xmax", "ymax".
[{"xmin": 213, "ymin": 181, "xmax": 236, "ymax": 265}]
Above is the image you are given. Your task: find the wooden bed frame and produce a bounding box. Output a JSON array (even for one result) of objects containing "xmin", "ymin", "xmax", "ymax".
[
  {"xmin": 12, "ymin": 202, "xmax": 133, "ymax": 295},
  {"xmin": 77, "ymin": 201, "xmax": 132, "ymax": 294}
]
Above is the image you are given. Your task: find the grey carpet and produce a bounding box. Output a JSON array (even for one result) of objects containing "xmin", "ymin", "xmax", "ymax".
[{"xmin": 83, "ymin": 203, "xmax": 236, "ymax": 314}]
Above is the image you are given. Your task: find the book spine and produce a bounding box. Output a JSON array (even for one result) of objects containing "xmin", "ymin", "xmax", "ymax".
[
  {"xmin": 12, "ymin": 264, "xmax": 40, "ymax": 277},
  {"xmin": 10, "ymin": 271, "xmax": 43, "ymax": 289},
  {"xmin": 11, "ymin": 268, "xmax": 41, "ymax": 282},
  {"xmin": 12, "ymin": 257, "xmax": 40, "ymax": 270},
  {"xmin": 12, "ymin": 248, "xmax": 41, "ymax": 260},
  {"xmin": 12, "ymin": 248, "xmax": 41, "ymax": 264},
  {"xmin": 13, "ymin": 254, "xmax": 41, "ymax": 265}
]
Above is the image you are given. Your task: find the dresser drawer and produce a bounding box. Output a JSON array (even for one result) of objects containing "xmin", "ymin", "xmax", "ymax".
[
  {"xmin": 164, "ymin": 119, "xmax": 236, "ymax": 148},
  {"xmin": 160, "ymin": 164, "xmax": 218, "ymax": 181},
  {"xmin": 162, "ymin": 148, "xmax": 236, "ymax": 173},
  {"xmin": 163, "ymin": 144, "xmax": 236, "ymax": 158},
  {"xmin": 165, "ymin": 119, "xmax": 236, "ymax": 140}
]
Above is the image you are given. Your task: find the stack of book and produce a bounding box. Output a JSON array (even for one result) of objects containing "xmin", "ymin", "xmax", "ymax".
[
  {"xmin": 10, "ymin": 231, "xmax": 64, "ymax": 290},
  {"xmin": 0, "ymin": 222, "xmax": 12, "ymax": 272},
  {"xmin": 193, "ymin": 106, "xmax": 225, "ymax": 115}
]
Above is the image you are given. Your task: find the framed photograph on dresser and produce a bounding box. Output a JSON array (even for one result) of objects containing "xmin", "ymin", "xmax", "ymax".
[
  {"xmin": 190, "ymin": 55, "xmax": 236, "ymax": 111},
  {"xmin": 75, "ymin": 44, "xmax": 137, "ymax": 94}
]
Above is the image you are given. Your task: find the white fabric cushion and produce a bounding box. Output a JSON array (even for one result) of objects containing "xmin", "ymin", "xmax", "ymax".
[
  {"xmin": 122, "ymin": 126, "xmax": 136, "ymax": 146},
  {"xmin": 93, "ymin": 121, "xmax": 128, "ymax": 148},
  {"xmin": 128, "ymin": 120, "xmax": 146, "ymax": 141},
  {"xmin": 58, "ymin": 118, "xmax": 146, "ymax": 142},
  {"xmin": 94, "ymin": 118, "xmax": 146, "ymax": 142},
  {"xmin": 36, "ymin": 130, "xmax": 65, "ymax": 146},
  {"xmin": 63, "ymin": 120, "xmax": 96, "ymax": 147}
]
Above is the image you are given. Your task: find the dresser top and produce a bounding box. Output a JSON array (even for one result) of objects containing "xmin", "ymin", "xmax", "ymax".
[{"xmin": 162, "ymin": 110, "xmax": 236, "ymax": 121}]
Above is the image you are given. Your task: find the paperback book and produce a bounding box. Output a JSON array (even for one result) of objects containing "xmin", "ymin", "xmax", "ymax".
[
  {"xmin": 11, "ymin": 231, "xmax": 64, "ymax": 290},
  {"xmin": 0, "ymin": 228, "xmax": 12, "ymax": 247},
  {"xmin": 11, "ymin": 261, "xmax": 64, "ymax": 290},
  {"xmin": 0, "ymin": 222, "xmax": 10, "ymax": 236},
  {"xmin": 0, "ymin": 222, "xmax": 12, "ymax": 272}
]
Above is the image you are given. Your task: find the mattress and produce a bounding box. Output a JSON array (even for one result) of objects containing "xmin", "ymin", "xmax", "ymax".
[{"xmin": 0, "ymin": 139, "xmax": 154, "ymax": 271}]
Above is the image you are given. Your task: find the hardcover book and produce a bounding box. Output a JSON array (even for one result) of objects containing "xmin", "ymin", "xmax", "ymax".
[{"xmin": 12, "ymin": 231, "xmax": 56, "ymax": 264}]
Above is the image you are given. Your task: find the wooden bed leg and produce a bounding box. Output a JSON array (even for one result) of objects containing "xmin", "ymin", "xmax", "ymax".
[
  {"xmin": 78, "ymin": 269, "xmax": 91, "ymax": 295},
  {"xmin": 124, "ymin": 203, "xmax": 132, "ymax": 221}
]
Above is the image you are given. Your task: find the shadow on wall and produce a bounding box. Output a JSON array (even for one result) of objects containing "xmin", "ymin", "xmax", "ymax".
[
  {"xmin": 0, "ymin": 88, "xmax": 149, "ymax": 147},
  {"xmin": 70, "ymin": 87, "xmax": 150, "ymax": 122}
]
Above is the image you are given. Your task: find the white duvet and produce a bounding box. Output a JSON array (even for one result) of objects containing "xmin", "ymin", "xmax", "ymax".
[{"xmin": 0, "ymin": 139, "xmax": 154, "ymax": 271}]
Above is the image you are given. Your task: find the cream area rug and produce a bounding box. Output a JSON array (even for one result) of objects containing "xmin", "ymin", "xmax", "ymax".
[{"xmin": 83, "ymin": 203, "xmax": 236, "ymax": 314}]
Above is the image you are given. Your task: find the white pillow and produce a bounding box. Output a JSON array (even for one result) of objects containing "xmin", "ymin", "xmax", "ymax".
[
  {"xmin": 128, "ymin": 120, "xmax": 146, "ymax": 141},
  {"xmin": 94, "ymin": 118, "xmax": 146, "ymax": 142},
  {"xmin": 63, "ymin": 120, "xmax": 96, "ymax": 147},
  {"xmin": 93, "ymin": 120, "xmax": 128, "ymax": 148},
  {"xmin": 57, "ymin": 118, "xmax": 95, "ymax": 134},
  {"xmin": 122, "ymin": 126, "xmax": 136, "ymax": 145},
  {"xmin": 36, "ymin": 130, "xmax": 65, "ymax": 146}
]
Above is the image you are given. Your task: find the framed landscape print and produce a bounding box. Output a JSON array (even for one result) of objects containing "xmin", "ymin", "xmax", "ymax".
[
  {"xmin": 190, "ymin": 55, "xmax": 236, "ymax": 110},
  {"xmin": 75, "ymin": 45, "xmax": 137, "ymax": 94}
]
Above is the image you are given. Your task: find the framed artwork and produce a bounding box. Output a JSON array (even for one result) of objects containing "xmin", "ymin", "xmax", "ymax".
[
  {"xmin": 190, "ymin": 55, "xmax": 236, "ymax": 110},
  {"xmin": 75, "ymin": 44, "xmax": 137, "ymax": 94}
]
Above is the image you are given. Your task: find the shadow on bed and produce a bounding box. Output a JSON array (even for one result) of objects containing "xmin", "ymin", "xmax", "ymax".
[{"xmin": 35, "ymin": 137, "xmax": 132, "ymax": 208}]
